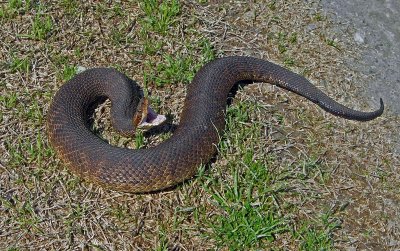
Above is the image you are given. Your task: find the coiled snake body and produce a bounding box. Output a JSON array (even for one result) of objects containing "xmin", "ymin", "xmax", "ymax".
[{"xmin": 47, "ymin": 56, "xmax": 384, "ymax": 193}]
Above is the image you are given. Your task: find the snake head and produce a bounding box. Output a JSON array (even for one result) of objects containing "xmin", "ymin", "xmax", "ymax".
[{"xmin": 133, "ymin": 97, "xmax": 167, "ymax": 131}]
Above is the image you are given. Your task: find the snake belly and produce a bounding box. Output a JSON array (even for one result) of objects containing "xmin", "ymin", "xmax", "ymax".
[{"xmin": 46, "ymin": 56, "xmax": 384, "ymax": 193}]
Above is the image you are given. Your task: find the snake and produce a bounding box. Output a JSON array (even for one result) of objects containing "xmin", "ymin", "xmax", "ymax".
[{"xmin": 46, "ymin": 56, "xmax": 384, "ymax": 193}]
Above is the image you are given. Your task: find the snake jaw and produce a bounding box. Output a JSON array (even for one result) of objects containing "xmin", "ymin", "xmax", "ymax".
[
  {"xmin": 134, "ymin": 97, "xmax": 167, "ymax": 130},
  {"xmin": 138, "ymin": 106, "xmax": 167, "ymax": 130}
]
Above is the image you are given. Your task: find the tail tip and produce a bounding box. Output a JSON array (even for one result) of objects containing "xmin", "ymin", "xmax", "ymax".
[
  {"xmin": 368, "ymin": 98, "xmax": 384, "ymax": 120},
  {"xmin": 378, "ymin": 98, "xmax": 384, "ymax": 114}
]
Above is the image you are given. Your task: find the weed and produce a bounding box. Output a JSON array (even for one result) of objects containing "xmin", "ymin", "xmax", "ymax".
[
  {"xmin": 298, "ymin": 227, "xmax": 333, "ymax": 251},
  {"xmin": 276, "ymin": 32, "xmax": 298, "ymax": 56},
  {"xmin": 268, "ymin": 1, "xmax": 277, "ymax": 11},
  {"xmin": 144, "ymin": 39, "xmax": 215, "ymax": 86},
  {"xmin": 31, "ymin": 12, "xmax": 53, "ymax": 40},
  {"xmin": 326, "ymin": 39, "xmax": 340, "ymax": 50},
  {"xmin": 60, "ymin": 0, "xmax": 80, "ymax": 16},
  {"xmin": 135, "ymin": 131, "xmax": 145, "ymax": 149},
  {"xmin": 140, "ymin": 0, "xmax": 180, "ymax": 35},
  {"xmin": 284, "ymin": 57, "xmax": 295, "ymax": 67},
  {"xmin": 0, "ymin": 0, "xmax": 30, "ymax": 19},
  {"xmin": 210, "ymin": 201, "xmax": 286, "ymax": 249},
  {"xmin": 289, "ymin": 33, "xmax": 298, "ymax": 43},
  {"xmin": 60, "ymin": 65, "xmax": 77, "ymax": 82},
  {"xmin": 296, "ymin": 209, "xmax": 341, "ymax": 251},
  {"xmin": 1, "ymin": 92, "xmax": 18, "ymax": 109},
  {"xmin": 6, "ymin": 132, "xmax": 52, "ymax": 169},
  {"xmin": 314, "ymin": 12, "xmax": 324, "ymax": 21},
  {"xmin": 142, "ymin": 40, "xmax": 163, "ymax": 55},
  {"xmin": 9, "ymin": 55, "xmax": 31, "ymax": 73},
  {"xmin": 202, "ymin": 101, "xmax": 288, "ymax": 249},
  {"xmin": 155, "ymin": 229, "xmax": 169, "ymax": 251},
  {"xmin": 200, "ymin": 38, "xmax": 216, "ymax": 62}
]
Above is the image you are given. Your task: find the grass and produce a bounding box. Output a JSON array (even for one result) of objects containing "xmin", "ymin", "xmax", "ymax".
[
  {"xmin": 196, "ymin": 100, "xmax": 339, "ymax": 250},
  {"xmin": 8, "ymin": 54, "xmax": 31, "ymax": 73},
  {"xmin": 0, "ymin": 0, "xmax": 398, "ymax": 250},
  {"xmin": 60, "ymin": 0, "xmax": 80, "ymax": 16},
  {"xmin": 140, "ymin": 0, "xmax": 181, "ymax": 35},
  {"xmin": 0, "ymin": 0, "xmax": 30, "ymax": 19},
  {"xmin": 296, "ymin": 208, "xmax": 342, "ymax": 251},
  {"xmin": 30, "ymin": 12, "xmax": 53, "ymax": 40},
  {"xmin": 59, "ymin": 65, "xmax": 77, "ymax": 82},
  {"xmin": 144, "ymin": 42, "xmax": 214, "ymax": 87}
]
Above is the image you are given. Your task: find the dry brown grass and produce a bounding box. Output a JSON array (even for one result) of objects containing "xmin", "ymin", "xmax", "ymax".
[{"xmin": 1, "ymin": 1, "xmax": 399, "ymax": 250}]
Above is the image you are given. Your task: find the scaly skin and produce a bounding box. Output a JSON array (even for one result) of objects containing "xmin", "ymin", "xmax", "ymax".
[{"xmin": 46, "ymin": 56, "xmax": 384, "ymax": 193}]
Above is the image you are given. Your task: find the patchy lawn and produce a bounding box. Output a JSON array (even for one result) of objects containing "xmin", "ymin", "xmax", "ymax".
[{"xmin": 1, "ymin": 1, "xmax": 399, "ymax": 250}]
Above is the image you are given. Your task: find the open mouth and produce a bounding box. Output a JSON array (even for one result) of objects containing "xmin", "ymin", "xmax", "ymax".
[{"xmin": 137, "ymin": 105, "xmax": 167, "ymax": 130}]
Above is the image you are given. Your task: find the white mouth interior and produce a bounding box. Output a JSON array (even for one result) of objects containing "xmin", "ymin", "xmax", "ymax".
[{"xmin": 137, "ymin": 106, "xmax": 167, "ymax": 130}]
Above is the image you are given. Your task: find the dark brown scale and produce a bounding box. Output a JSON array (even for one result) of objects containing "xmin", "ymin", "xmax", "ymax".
[{"xmin": 46, "ymin": 56, "xmax": 384, "ymax": 193}]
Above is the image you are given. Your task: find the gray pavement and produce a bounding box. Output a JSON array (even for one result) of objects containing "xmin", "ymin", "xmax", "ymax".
[{"xmin": 320, "ymin": 0, "xmax": 400, "ymax": 115}]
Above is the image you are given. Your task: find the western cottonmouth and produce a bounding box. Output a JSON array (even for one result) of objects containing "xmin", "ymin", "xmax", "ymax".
[{"xmin": 46, "ymin": 56, "xmax": 384, "ymax": 193}]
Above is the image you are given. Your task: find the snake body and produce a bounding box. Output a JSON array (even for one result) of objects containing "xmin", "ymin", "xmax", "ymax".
[{"xmin": 46, "ymin": 56, "xmax": 384, "ymax": 192}]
